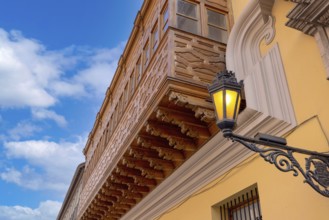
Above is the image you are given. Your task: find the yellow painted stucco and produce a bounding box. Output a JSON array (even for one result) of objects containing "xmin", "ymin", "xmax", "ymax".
[
  {"xmin": 157, "ymin": 0, "xmax": 329, "ymax": 219},
  {"xmin": 265, "ymin": 1, "xmax": 329, "ymax": 140},
  {"xmin": 157, "ymin": 120, "xmax": 329, "ymax": 219}
]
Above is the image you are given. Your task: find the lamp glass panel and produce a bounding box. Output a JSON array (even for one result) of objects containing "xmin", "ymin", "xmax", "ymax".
[
  {"xmin": 213, "ymin": 90, "xmax": 224, "ymax": 121},
  {"xmin": 235, "ymin": 95, "xmax": 241, "ymax": 119},
  {"xmin": 225, "ymin": 90, "xmax": 239, "ymax": 119}
]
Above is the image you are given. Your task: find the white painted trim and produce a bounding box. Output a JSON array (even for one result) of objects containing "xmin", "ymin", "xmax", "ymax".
[
  {"xmin": 226, "ymin": 0, "xmax": 275, "ymax": 78},
  {"xmin": 226, "ymin": 0, "xmax": 296, "ymax": 126}
]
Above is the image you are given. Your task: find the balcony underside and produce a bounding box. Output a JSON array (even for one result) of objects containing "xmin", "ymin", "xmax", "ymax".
[{"xmin": 80, "ymin": 79, "xmax": 221, "ymax": 220}]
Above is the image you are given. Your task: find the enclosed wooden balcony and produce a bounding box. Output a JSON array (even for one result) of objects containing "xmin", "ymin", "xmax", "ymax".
[{"xmin": 77, "ymin": 0, "xmax": 231, "ymax": 219}]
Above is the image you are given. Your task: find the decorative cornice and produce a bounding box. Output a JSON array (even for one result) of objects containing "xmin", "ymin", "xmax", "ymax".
[{"xmin": 286, "ymin": 0, "xmax": 329, "ymax": 36}]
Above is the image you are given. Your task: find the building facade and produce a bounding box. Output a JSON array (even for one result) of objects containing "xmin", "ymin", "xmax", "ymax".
[
  {"xmin": 58, "ymin": 0, "xmax": 329, "ymax": 219},
  {"xmin": 57, "ymin": 163, "xmax": 85, "ymax": 220}
]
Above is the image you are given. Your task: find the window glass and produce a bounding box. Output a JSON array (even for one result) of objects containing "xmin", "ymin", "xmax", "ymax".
[
  {"xmin": 231, "ymin": 200, "xmax": 261, "ymax": 220},
  {"xmin": 114, "ymin": 107, "xmax": 118, "ymax": 128},
  {"xmin": 143, "ymin": 42, "xmax": 149, "ymax": 69},
  {"xmin": 214, "ymin": 185, "xmax": 262, "ymax": 220},
  {"xmin": 176, "ymin": 0, "xmax": 198, "ymax": 35},
  {"xmin": 152, "ymin": 23, "xmax": 159, "ymax": 52},
  {"xmin": 177, "ymin": 15, "xmax": 198, "ymax": 34},
  {"xmin": 177, "ymin": 0, "xmax": 197, "ymax": 18},
  {"xmin": 208, "ymin": 9, "xmax": 226, "ymax": 27},
  {"xmin": 207, "ymin": 9, "xmax": 228, "ymax": 43},
  {"xmin": 208, "ymin": 26, "xmax": 228, "ymax": 43},
  {"xmin": 119, "ymin": 95, "xmax": 123, "ymax": 117},
  {"xmin": 136, "ymin": 56, "xmax": 142, "ymax": 83},
  {"xmin": 124, "ymin": 83, "xmax": 129, "ymax": 105},
  {"xmin": 130, "ymin": 70, "xmax": 135, "ymax": 96},
  {"xmin": 162, "ymin": 5, "xmax": 169, "ymax": 32}
]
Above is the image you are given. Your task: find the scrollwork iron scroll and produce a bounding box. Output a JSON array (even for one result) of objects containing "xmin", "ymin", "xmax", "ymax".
[{"xmin": 228, "ymin": 133, "xmax": 329, "ymax": 197}]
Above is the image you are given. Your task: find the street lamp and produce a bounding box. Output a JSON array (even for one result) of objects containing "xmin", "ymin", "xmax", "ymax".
[{"xmin": 208, "ymin": 70, "xmax": 329, "ymax": 197}]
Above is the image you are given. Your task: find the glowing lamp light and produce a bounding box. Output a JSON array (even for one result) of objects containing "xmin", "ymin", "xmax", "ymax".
[{"xmin": 208, "ymin": 70, "xmax": 243, "ymax": 132}]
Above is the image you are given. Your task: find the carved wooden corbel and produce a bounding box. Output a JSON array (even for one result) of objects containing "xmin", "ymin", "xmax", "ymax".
[
  {"xmin": 155, "ymin": 108, "xmax": 210, "ymax": 139},
  {"xmin": 140, "ymin": 166, "xmax": 165, "ymax": 180},
  {"xmin": 116, "ymin": 163, "xmax": 139, "ymax": 174},
  {"xmin": 129, "ymin": 146, "xmax": 160, "ymax": 160},
  {"xmin": 122, "ymin": 156, "xmax": 151, "ymax": 170},
  {"xmin": 101, "ymin": 188, "xmax": 122, "ymax": 198},
  {"xmin": 106, "ymin": 182, "xmax": 129, "ymax": 191},
  {"xmin": 110, "ymin": 174, "xmax": 135, "ymax": 184},
  {"xmin": 145, "ymin": 122, "xmax": 196, "ymax": 151},
  {"xmin": 147, "ymin": 157, "xmax": 175, "ymax": 170},
  {"xmin": 168, "ymin": 91, "xmax": 213, "ymax": 109},
  {"xmin": 122, "ymin": 191, "xmax": 143, "ymax": 200},
  {"xmin": 193, "ymin": 106, "xmax": 215, "ymax": 123},
  {"xmin": 137, "ymin": 136, "xmax": 185, "ymax": 161}
]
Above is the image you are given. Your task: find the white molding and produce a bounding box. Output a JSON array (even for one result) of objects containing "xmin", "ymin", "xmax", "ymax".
[
  {"xmin": 122, "ymin": 0, "xmax": 297, "ymax": 219},
  {"xmin": 226, "ymin": 0, "xmax": 275, "ymax": 78},
  {"xmin": 243, "ymin": 43, "xmax": 296, "ymax": 124},
  {"xmin": 226, "ymin": 0, "xmax": 296, "ymax": 126}
]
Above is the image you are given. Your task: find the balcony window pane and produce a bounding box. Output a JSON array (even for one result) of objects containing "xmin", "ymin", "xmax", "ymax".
[
  {"xmin": 130, "ymin": 71, "xmax": 135, "ymax": 96},
  {"xmin": 207, "ymin": 9, "xmax": 226, "ymax": 27},
  {"xmin": 136, "ymin": 57, "xmax": 142, "ymax": 83},
  {"xmin": 207, "ymin": 9, "xmax": 227, "ymax": 43},
  {"xmin": 208, "ymin": 26, "xmax": 228, "ymax": 43},
  {"xmin": 152, "ymin": 23, "xmax": 159, "ymax": 52},
  {"xmin": 177, "ymin": 0, "xmax": 197, "ymax": 18},
  {"xmin": 143, "ymin": 42, "xmax": 149, "ymax": 70},
  {"xmin": 177, "ymin": 15, "xmax": 198, "ymax": 35},
  {"xmin": 162, "ymin": 5, "xmax": 169, "ymax": 32}
]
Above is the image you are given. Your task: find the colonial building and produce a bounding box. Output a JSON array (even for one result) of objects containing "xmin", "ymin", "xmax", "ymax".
[
  {"xmin": 57, "ymin": 163, "xmax": 85, "ymax": 220},
  {"xmin": 58, "ymin": 0, "xmax": 329, "ymax": 219}
]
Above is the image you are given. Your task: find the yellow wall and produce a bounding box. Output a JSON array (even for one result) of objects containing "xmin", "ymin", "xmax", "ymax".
[
  {"xmin": 157, "ymin": 0, "xmax": 329, "ymax": 219},
  {"xmin": 158, "ymin": 154, "xmax": 329, "ymax": 220},
  {"xmin": 262, "ymin": 1, "xmax": 329, "ymax": 148},
  {"xmin": 157, "ymin": 119, "xmax": 329, "ymax": 219}
]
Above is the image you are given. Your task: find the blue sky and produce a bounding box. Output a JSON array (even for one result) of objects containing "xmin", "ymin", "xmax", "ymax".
[{"xmin": 0, "ymin": 1, "xmax": 143, "ymax": 219}]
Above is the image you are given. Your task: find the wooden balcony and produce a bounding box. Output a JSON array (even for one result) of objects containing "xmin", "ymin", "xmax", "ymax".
[{"xmin": 77, "ymin": 27, "xmax": 227, "ymax": 219}]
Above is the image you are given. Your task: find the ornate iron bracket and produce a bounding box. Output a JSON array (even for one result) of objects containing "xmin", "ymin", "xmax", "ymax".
[{"xmin": 222, "ymin": 130, "xmax": 329, "ymax": 197}]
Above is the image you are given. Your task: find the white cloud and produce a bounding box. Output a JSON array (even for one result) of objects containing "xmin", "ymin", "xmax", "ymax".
[
  {"xmin": 0, "ymin": 28, "xmax": 125, "ymax": 109},
  {"xmin": 75, "ymin": 62, "xmax": 118, "ymax": 96},
  {"xmin": 31, "ymin": 108, "xmax": 67, "ymax": 127},
  {"xmin": 2, "ymin": 137, "xmax": 85, "ymax": 191},
  {"xmin": 74, "ymin": 43, "xmax": 125, "ymax": 96},
  {"xmin": 0, "ymin": 200, "xmax": 62, "ymax": 220},
  {"xmin": 0, "ymin": 167, "xmax": 21, "ymax": 185},
  {"xmin": 0, "ymin": 29, "xmax": 61, "ymax": 108},
  {"xmin": 8, "ymin": 121, "xmax": 41, "ymax": 140}
]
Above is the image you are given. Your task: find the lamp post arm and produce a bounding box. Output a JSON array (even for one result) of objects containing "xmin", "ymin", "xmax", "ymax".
[
  {"xmin": 229, "ymin": 132, "xmax": 329, "ymax": 157},
  {"xmin": 223, "ymin": 130, "xmax": 329, "ymax": 197}
]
